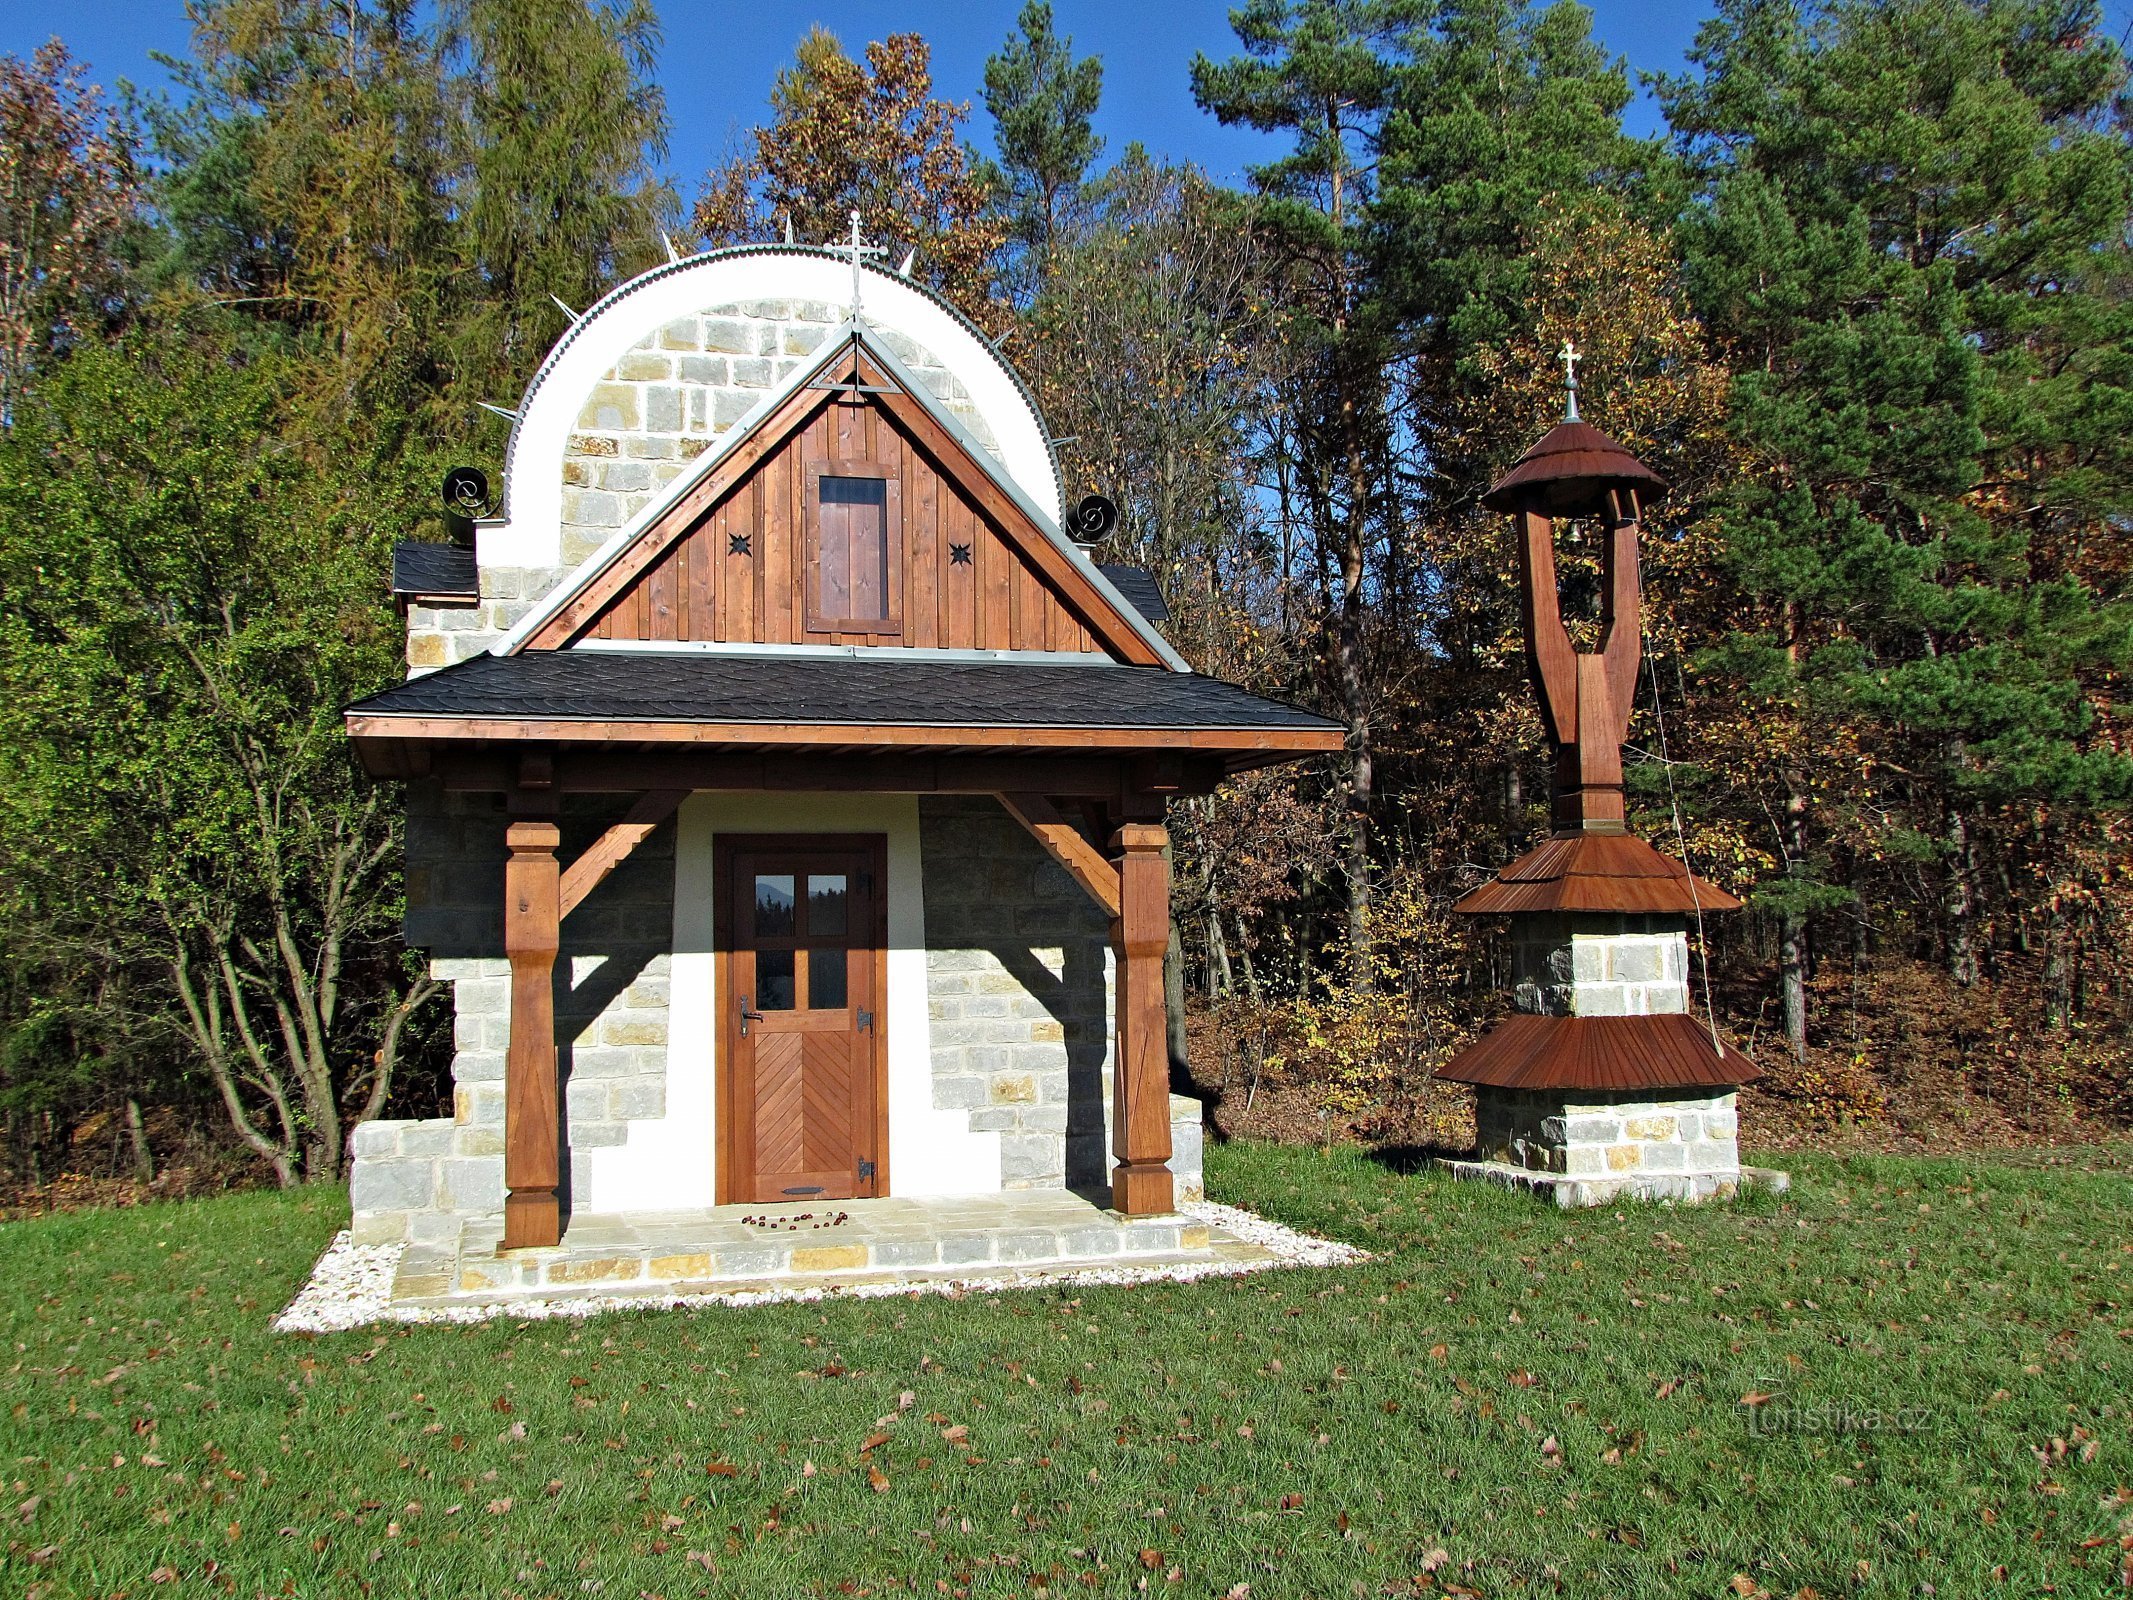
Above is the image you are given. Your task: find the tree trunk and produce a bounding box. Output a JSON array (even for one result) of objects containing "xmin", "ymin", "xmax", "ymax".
[
  {"xmin": 123, "ymin": 1095, "xmax": 153, "ymax": 1184},
  {"xmin": 1780, "ymin": 779, "xmax": 1810, "ymax": 1063},
  {"xmin": 1503, "ymin": 757, "xmax": 1523, "ymax": 861},
  {"xmin": 1946, "ymin": 797, "xmax": 1980, "ymax": 988},
  {"xmin": 1162, "ymin": 837, "xmax": 1189, "ymax": 1079},
  {"xmin": 1336, "ymin": 398, "xmax": 1372, "ymax": 990},
  {"xmin": 1233, "ymin": 912, "xmax": 1263, "ymax": 1007}
]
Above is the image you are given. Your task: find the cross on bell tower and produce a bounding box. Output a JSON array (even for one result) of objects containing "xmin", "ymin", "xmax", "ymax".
[{"xmin": 1559, "ymin": 339, "xmax": 1582, "ymax": 422}]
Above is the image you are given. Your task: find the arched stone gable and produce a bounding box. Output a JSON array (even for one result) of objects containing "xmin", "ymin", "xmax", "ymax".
[{"xmin": 408, "ymin": 248, "xmax": 1059, "ymax": 672}]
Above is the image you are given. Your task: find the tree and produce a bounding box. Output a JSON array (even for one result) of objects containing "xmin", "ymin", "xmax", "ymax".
[
  {"xmin": 0, "ymin": 40, "xmax": 139, "ymax": 422},
  {"xmin": 694, "ymin": 29, "xmax": 1002, "ymax": 315},
  {"xmin": 1194, "ymin": 0, "xmax": 1423, "ymax": 988},
  {"xmin": 1663, "ymin": 0, "xmax": 2133, "ymax": 1028},
  {"xmin": 447, "ymin": 0, "xmax": 674, "ymax": 388},
  {"xmin": 0, "ymin": 327, "xmax": 439, "ymax": 1184},
  {"xmin": 981, "ymin": 0, "xmax": 1105, "ymax": 301}
]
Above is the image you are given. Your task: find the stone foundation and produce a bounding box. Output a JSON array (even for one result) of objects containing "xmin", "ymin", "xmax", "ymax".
[{"xmin": 1456, "ymin": 1084, "xmax": 1750, "ymax": 1206}]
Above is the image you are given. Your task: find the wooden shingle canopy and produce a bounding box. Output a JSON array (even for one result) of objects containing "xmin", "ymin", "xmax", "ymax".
[
  {"xmin": 1480, "ymin": 420, "xmax": 1668, "ymax": 518},
  {"xmin": 1454, "ymin": 830, "xmax": 1740, "ymax": 916},
  {"xmin": 353, "ymin": 308, "xmax": 1339, "ymax": 1246},
  {"xmin": 1435, "ymin": 1013, "xmax": 1759, "ymax": 1091}
]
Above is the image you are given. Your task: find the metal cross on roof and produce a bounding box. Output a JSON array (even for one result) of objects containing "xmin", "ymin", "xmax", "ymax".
[
  {"xmin": 1559, "ymin": 339, "xmax": 1582, "ymax": 423},
  {"xmin": 828, "ymin": 209, "xmax": 888, "ymax": 320}
]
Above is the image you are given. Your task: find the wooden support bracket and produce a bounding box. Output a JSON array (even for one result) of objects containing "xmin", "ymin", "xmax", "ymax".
[
  {"xmin": 559, "ymin": 790, "xmax": 688, "ymax": 919},
  {"xmin": 995, "ymin": 792, "xmax": 1121, "ymax": 918}
]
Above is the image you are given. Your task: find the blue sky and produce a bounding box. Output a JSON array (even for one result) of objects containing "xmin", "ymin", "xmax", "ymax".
[{"xmin": 11, "ymin": 0, "xmax": 2130, "ymax": 192}]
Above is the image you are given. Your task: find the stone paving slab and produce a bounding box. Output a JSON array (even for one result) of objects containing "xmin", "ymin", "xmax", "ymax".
[{"xmin": 393, "ymin": 1191, "xmax": 1251, "ymax": 1311}]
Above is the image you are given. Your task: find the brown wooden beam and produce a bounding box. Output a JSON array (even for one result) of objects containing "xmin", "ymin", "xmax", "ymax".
[
  {"xmin": 559, "ymin": 789, "xmax": 687, "ymax": 919},
  {"xmin": 502, "ymin": 812, "xmax": 562, "ymax": 1250},
  {"xmin": 1109, "ymin": 804, "xmax": 1175, "ymax": 1216},
  {"xmin": 996, "ymin": 793, "xmax": 1120, "ymax": 918}
]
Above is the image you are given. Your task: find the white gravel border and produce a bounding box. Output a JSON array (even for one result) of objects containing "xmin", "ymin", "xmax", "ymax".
[{"xmin": 273, "ymin": 1200, "xmax": 1368, "ymax": 1334}]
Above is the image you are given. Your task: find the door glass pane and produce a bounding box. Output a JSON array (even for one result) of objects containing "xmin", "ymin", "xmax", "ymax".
[
  {"xmin": 753, "ymin": 874, "xmax": 795, "ymax": 935},
  {"xmin": 807, "ymin": 948, "xmax": 848, "ymax": 1011},
  {"xmin": 807, "ymin": 873, "xmax": 848, "ymax": 938},
  {"xmin": 819, "ymin": 476, "xmax": 890, "ymax": 621},
  {"xmin": 756, "ymin": 949, "xmax": 796, "ymax": 1010}
]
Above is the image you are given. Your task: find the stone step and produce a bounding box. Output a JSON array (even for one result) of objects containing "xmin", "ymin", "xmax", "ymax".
[{"xmin": 391, "ymin": 1199, "xmax": 1234, "ymax": 1308}]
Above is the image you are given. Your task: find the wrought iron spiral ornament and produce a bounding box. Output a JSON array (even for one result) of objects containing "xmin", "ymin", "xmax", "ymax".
[
  {"xmin": 441, "ymin": 466, "xmax": 496, "ymax": 520},
  {"xmin": 1066, "ymin": 493, "xmax": 1118, "ymax": 545}
]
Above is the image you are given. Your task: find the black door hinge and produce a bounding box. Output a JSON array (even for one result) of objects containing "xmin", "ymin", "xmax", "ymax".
[
  {"xmin": 858, "ymin": 1158, "xmax": 876, "ymax": 1180},
  {"xmin": 856, "ymin": 1007, "xmax": 874, "ymax": 1031}
]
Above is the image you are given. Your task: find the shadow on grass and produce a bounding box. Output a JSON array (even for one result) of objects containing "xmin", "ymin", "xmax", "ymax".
[{"xmin": 1363, "ymin": 1139, "xmax": 1473, "ymax": 1176}]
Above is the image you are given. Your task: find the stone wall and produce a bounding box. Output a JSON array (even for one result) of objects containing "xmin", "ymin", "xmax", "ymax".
[
  {"xmin": 350, "ymin": 787, "xmax": 1205, "ymax": 1242},
  {"xmin": 406, "ymin": 298, "xmax": 998, "ymax": 674},
  {"xmin": 350, "ymin": 786, "xmax": 676, "ymax": 1243},
  {"xmin": 918, "ymin": 796, "xmax": 1116, "ymax": 1194},
  {"xmin": 1472, "ymin": 1086, "xmax": 1742, "ymax": 1205},
  {"xmin": 1512, "ymin": 912, "xmax": 1692, "ymax": 1017}
]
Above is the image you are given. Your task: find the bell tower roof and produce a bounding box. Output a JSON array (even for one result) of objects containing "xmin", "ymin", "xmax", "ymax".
[{"xmin": 1481, "ymin": 421, "xmax": 1667, "ymax": 516}]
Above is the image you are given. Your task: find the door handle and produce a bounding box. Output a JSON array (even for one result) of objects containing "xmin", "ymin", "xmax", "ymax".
[{"xmin": 738, "ymin": 994, "xmax": 764, "ymax": 1036}]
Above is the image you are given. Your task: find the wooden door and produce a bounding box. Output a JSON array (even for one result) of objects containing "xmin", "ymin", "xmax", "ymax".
[{"xmin": 716, "ymin": 836, "xmax": 887, "ymax": 1204}]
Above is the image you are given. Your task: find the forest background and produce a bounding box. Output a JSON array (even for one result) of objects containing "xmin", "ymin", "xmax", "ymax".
[{"xmin": 1, "ymin": 0, "xmax": 2128, "ymax": 1197}]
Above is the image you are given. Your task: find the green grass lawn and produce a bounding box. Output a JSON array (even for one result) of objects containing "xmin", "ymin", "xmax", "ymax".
[{"xmin": 3, "ymin": 1143, "xmax": 2128, "ymax": 1599}]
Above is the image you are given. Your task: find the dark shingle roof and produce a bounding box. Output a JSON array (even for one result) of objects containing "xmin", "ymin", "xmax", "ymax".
[
  {"xmin": 391, "ymin": 542, "xmax": 479, "ymax": 600},
  {"xmin": 1097, "ymin": 565, "xmax": 1170, "ymax": 624},
  {"xmin": 350, "ymin": 650, "xmax": 1336, "ymax": 733}
]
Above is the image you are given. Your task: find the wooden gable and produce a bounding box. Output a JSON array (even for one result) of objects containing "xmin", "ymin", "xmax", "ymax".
[{"xmin": 522, "ymin": 343, "xmax": 1163, "ymax": 664}]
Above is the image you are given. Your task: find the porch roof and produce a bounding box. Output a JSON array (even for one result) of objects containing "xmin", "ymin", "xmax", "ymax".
[{"xmin": 346, "ymin": 650, "xmax": 1342, "ymax": 775}]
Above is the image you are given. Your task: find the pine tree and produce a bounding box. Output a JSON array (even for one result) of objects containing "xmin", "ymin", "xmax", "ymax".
[
  {"xmin": 1662, "ymin": 0, "xmax": 2133, "ymax": 1016},
  {"xmin": 980, "ymin": 0, "xmax": 1105, "ymax": 301}
]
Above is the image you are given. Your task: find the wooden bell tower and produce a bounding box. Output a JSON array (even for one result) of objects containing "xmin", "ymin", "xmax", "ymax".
[{"xmin": 1436, "ymin": 352, "xmax": 1768, "ymax": 1206}]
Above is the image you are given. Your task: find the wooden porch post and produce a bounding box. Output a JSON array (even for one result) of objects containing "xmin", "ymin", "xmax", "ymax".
[
  {"xmin": 1109, "ymin": 806, "xmax": 1175, "ymax": 1215},
  {"xmin": 503, "ymin": 812, "xmax": 563, "ymax": 1249}
]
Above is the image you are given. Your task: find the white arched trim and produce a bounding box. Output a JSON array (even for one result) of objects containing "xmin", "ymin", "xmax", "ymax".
[{"xmin": 479, "ymin": 248, "xmax": 1061, "ymax": 572}]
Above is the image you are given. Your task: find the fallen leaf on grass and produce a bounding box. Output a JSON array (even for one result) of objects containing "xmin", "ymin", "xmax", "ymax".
[
  {"xmin": 939, "ymin": 1424, "xmax": 968, "ymax": 1444},
  {"xmin": 704, "ymin": 1462, "xmax": 739, "ymax": 1478},
  {"xmin": 1655, "ymin": 1379, "xmax": 1681, "ymax": 1399},
  {"xmin": 1419, "ymin": 1547, "xmax": 1449, "ymax": 1573},
  {"xmin": 1739, "ymin": 1391, "xmax": 1774, "ymax": 1407},
  {"xmin": 1139, "ymin": 1549, "xmax": 1162, "ymax": 1569},
  {"xmin": 867, "ymin": 1463, "xmax": 889, "ymax": 1494},
  {"xmin": 486, "ymin": 1498, "xmax": 513, "ymax": 1515},
  {"xmin": 861, "ymin": 1431, "xmax": 891, "ymax": 1453}
]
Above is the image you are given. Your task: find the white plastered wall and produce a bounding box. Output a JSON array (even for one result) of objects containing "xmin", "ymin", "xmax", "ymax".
[{"xmin": 580, "ymin": 791, "xmax": 1001, "ymax": 1211}]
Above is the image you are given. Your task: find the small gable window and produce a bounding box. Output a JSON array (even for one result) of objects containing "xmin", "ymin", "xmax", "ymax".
[{"xmin": 805, "ymin": 460, "xmax": 902, "ymax": 635}]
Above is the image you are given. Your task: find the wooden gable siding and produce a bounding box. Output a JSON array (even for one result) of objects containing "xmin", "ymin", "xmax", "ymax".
[{"xmin": 575, "ymin": 390, "xmax": 1104, "ymax": 654}]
